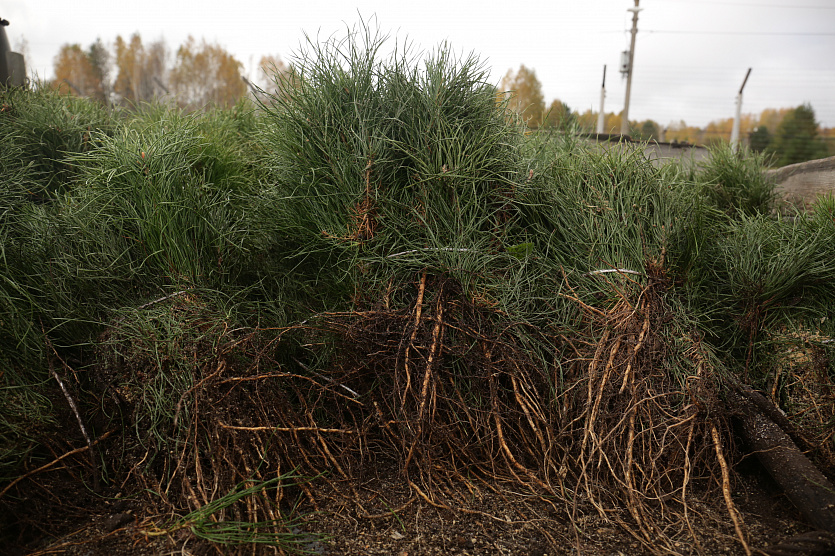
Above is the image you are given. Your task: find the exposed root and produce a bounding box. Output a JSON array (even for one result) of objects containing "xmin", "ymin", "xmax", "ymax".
[
  {"xmin": 712, "ymin": 423, "xmax": 752, "ymax": 555},
  {"xmin": 29, "ymin": 271, "xmax": 758, "ymax": 554}
]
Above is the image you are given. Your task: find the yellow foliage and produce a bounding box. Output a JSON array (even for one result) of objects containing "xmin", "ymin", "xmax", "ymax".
[
  {"xmin": 576, "ymin": 109, "xmax": 622, "ymax": 135},
  {"xmin": 52, "ymin": 44, "xmax": 102, "ymax": 99},
  {"xmin": 758, "ymin": 107, "xmax": 793, "ymax": 133},
  {"xmin": 665, "ymin": 120, "xmax": 703, "ymax": 144},
  {"xmin": 257, "ymin": 55, "xmax": 289, "ymax": 88},
  {"xmin": 500, "ymin": 65, "xmax": 546, "ymax": 129},
  {"xmin": 253, "ymin": 54, "xmax": 296, "ymax": 101},
  {"xmin": 170, "ymin": 36, "xmax": 246, "ymax": 110},
  {"xmin": 113, "ymin": 34, "xmax": 168, "ymax": 105},
  {"xmin": 703, "ymin": 114, "xmax": 756, "ymax": 145}
]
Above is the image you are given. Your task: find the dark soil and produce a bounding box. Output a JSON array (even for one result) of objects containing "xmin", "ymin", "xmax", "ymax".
[{"xmin": 1, "ymin": 455, "xmax": 817, "ymax": 556}]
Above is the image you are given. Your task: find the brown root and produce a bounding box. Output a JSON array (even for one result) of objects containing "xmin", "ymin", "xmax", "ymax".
[{"xmin": 19, "ymin": 272, "xmax": 769, "ymax": 554}]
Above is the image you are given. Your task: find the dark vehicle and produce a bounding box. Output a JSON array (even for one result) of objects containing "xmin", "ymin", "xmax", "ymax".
[{"xmin": 1, "ymin": 17, "xmax": 26, "ymax": 87}]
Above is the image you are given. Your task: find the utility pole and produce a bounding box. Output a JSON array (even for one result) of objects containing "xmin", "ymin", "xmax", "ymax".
[
  {"xmin": 597, "ymin": 65, "xmax": 607, "ymax": 134},
  {"xmin": 620, "ymin": 0, "xmax": 641, "ymax": 136},
  {"xmin": 730, "ymin": 68, "xmax": 752, "ymax": 153}
]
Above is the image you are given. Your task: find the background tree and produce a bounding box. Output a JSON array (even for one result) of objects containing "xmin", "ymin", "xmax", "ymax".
[
  {"xmin": 501, "ymin": 65, "xmax": 546, "ymax": 128},
  {"xmin": 703, "ymin": 118, "xmax": 733, "ymax": 147},
  {"xmin": 749, "ymin": 125, "xmax": 772, "ymax": 153},
  {"xmin": 606, "ymin": 113, "xmax": 623, "ymax": 135},
  {"xmin": 633, "ymin": 119, "xmax": 659, "ymax": 141},
  {"xmin": 114, "ymin": 34, "xmax": 144, "ymax": 103},
  {"xmin": 757, "ymin": 107, "xmax": 792, "ymax": 135},
  {"xmin": 249, "ymin": 54, "xmax": 296, "ymax": 103},
  {"xmin": 144, "ymin": 39, "xmax": 168, "ymax": 95},
  {"xmin": 576, "ymin": 109, "xmax": 595, "ymax": 131},
  {"xmin": 822, "ymin": 126, "xmax": 835, "ymax": 157},
  {"xmin": 87, "ymin": 38, "xmax": 111, "ymax": 104},
  {"xmin": 769, "ymin": 103, "xmax": 828, "ymax": 167},
  {"xmin": 114, "ymin": 34, "xmax": 168, "ymax": 105},
  {"xmin": 665, "ymin": 120, "xmax": 703, "ymax": 144},
  {"xmin": 576, "ymin": 109, "xmax": 623, "ymax": 135},
  {"xmin": 53, "ymin": 44, "xmax": 102, "ymax": 99},
  {"xmin": 256, "ymin": 55, "xmax": 290, "ymax": 91},
  {"xmin": 703, "ymin": 115, "xmax": 756, "ymax": 146},
  {"xmin": 169, "ymin": 36, "xmax": 246, "ymax": 110},
  {"xmin": 542, "ymin": 99, "xmax": 573, "ymax": 129}
]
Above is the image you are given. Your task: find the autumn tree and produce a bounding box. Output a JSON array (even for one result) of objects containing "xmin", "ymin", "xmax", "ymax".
[
  {"xmin": 114, "ymin": 34, "xmax": 168, "ymax": 105},
  {"xmin": 169, "ymin": 36, "xmax": 246, "ymax": 110},
  {"xmin": 53, "ymin": 44, "xmax": 103, "ymax": 99},
  {"xmin": 575, "ymin": 109, "xmax": 623, "ymax": 135},
  {"xmin": 703, "ymin": 114, "xmax": 756, "ymax": 146},
  {"xmin": 576, "ymin": 109, "xmax": 595, "ymax": 131},
  {"xmin": 665, "ymin": 120, "xmax": 703, "ymax": 144},
  {"xmin": 606, "ymin": 113, "xmax": 623, "ymax": 135},
  {"xmin": 757, "ymin": 107, "xmax": 792, "ymax": 135},
  {"xmin": 501, "ymin": 65, "xmax": 546, "ymax": 128},
  {"xmin": 769, "ymin": 103, "xmax": 828, "ymax": 167},
  {"xmin": 542, "ymin": 99, "xmax": 573, "ymax": 129},
  {"xmin": 255, "ymin": 55, "xmax": 291, "ymax": 92}
]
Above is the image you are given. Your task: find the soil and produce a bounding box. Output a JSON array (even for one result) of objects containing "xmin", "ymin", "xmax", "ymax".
[
  {"xmin": 2, "ymin": 455, "xmax": 817, "ymax": 556},
  {"xmin": 4, "ymin": 314, "xmax": 833, "ymax": 555}
]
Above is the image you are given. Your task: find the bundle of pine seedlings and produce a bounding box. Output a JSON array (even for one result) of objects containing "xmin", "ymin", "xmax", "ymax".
[
  {"xmin": 0, "ymin": 87, "xmax": 115, "ymax": 488},
  {"xmin": 0, "ymin": 89, "xmax": 318, "ymax": 552},
  {"xmin": 257, "ymin": 24, "xmax": 835, "ymax": 550},
  {"xmin": 241, "ymin": 25, "xmax": 835, "ymax": 553}
]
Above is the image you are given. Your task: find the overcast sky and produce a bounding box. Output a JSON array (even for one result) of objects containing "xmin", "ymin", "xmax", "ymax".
[{"xmin": 3, "ymin": 0, "xmax": 835, "ymax": 128}]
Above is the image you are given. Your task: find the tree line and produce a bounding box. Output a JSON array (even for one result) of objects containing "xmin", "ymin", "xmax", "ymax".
[
  {"xmin": 502, "ymin": 64, "xmax": 834, "ymax": 167},
  {"xmin": 51, "ymin": 33, "xmax": 289, "ymax": 110},
  {"xmin": 49, "ymin": 39, "xmax": 832, "ymax": 167}
]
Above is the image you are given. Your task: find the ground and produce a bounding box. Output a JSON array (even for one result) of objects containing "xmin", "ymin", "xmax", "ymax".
[{"xmin": 4, "ymin": 456, "xmax": 818, "ymax": 556}]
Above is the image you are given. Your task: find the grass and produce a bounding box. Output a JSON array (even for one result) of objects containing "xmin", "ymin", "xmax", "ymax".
[
  {"xmin": 697, "ymin": 143, "xmax": 776, "ymax": 216},
  {"xmin": 0, "ymin": 85, "xmax": 114, "ymax": 199},
  {"xmin": 146, "ymin": 472, "xmax": 323, "ymax": 552}
]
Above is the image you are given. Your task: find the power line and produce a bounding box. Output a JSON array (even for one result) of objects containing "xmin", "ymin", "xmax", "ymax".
[
  {"xmin": 653, "ymin": 0, "xmax": 835, "ymax": 9},
  {"xmin": 643, "ymin": 30, "xmax": 835, "ymax": 36},
  {"xmin": 637, "ymin": 66, "xmax": 835, "ymax": 74}
]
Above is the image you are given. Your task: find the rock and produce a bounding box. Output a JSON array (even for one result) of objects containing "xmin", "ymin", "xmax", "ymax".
[{"xmin": 102, "ymin": 512, "xmax": 133, "ymax": 532}]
